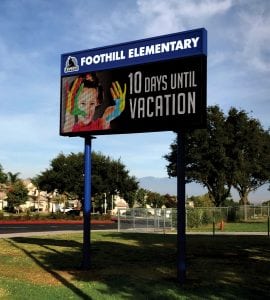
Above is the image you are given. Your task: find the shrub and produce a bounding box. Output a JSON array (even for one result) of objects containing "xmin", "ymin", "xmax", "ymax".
[
  {"xmin": 201, "ymin": 210, "xmax": 212, "ymax": 225},
  {"xmin": 187, "ymin": 208, "xmax": 204, "ymax": 228}
]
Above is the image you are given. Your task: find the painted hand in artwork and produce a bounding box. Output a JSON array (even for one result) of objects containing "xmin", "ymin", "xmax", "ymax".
[{"xmin": 104, "ymin": 81, "xmax": 126, "ymax": 123}]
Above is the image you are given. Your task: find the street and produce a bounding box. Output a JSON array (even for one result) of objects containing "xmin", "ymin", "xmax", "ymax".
[{"xmin": 0, "ymin": 222, "xmax": 117, "ymax": 237}]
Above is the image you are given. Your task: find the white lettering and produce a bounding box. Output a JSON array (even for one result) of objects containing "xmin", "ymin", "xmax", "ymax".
[
  {"xmin": 80, "ymin": 36, "xmax": 200, "ymax": 66},
  {"xmin": 184, "ymin": 39, "xmax": 192, "ymax": 49},
  {"xmin": 128, "ymin": 48, "xmax": 134, "ymax": 58},
  {"xmin": 81, "ymin": 57, "xmax": 86, "ymax": 65},
  {"xmin": 80, "ymin": 50, "xmax": 126, "ymax": 66},
  {"xmin": 188, "ymin": 92, "xmax": 196, "ymax": 113},
  {"xmin": 144, "ymin": 75, "xmax": 168, "ymax": 92},
  {"xmin": 129, "ymin": 92, "xmax": 196, "ymax": 119},
  {"xmin": 155, "ymin": 95, "xmax": 163, "ymax": 116},
  {"xmin": 170, "ymin": 71, "xmax": 197, "ymax": 89},
  {"xmin": 147, "ymin": 97, "xmax": 154, "ymax": 117},
  {"xmin": 175, "ymin": 40, "xmax": 184, "ymax": 50},
  {"xmin": 138, "ymin": 98, "xmax": 145, "ymax": 118},
  {"xmin": 177, "ymin": 93, "xmax": 186, "ymax": 114},
  {"xmin": 145, "ymin": 45, "xmax": 155, "ymax": 55},
  {"xmin": 93, "ymin": 55, "xmax": 100, "ymax": 64},
  {"xmin": 127, "ymin": 36, "xmax": 201, "ymax": 59},
  {"xmin": 192, "ymin": 37, "xmax": 200, "ymax": 47},
  {"xmin": 129, "ymin": 98, "xmax": 137, "ymax": 119}
]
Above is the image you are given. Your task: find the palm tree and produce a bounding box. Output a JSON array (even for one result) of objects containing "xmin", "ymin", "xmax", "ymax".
[
  {"xmin": 7, "ymin": 172, "xmax": 20, "ymax": 184},
  {"xmin": 0, "ymin": 164, "xmax": 7, "ymax": 184}
]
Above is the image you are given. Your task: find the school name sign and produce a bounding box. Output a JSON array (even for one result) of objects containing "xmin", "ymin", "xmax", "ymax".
[{"xmin": 60, "ymin": 28, "xmax": 207, "ymax": 136}]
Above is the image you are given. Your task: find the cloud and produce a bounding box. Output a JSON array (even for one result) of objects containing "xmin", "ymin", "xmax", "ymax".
[
  {"xmin": 236, "ymin": 4, "xmax": 270, "ymax": 73},
  {"xmin": 135, "ymin": 0, "xmax": 269, "ymax": 77},
  {"xmin": 137, "ymin": 0, "xmax": 232, "ymax": 36},
  {"xmin": 59, "ymin": 1, "xmax": 143, "ymax": 48}
]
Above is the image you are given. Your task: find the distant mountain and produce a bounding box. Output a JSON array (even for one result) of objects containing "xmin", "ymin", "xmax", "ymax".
[
  {"xmin": 138, "ymin": 176, "xmax": 177, "ymax": 195},
  {"xmin": 138, "ymin": 176, "xmax": 208, "ymax": 197}
]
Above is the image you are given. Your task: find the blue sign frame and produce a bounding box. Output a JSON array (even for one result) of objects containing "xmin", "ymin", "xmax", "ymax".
[
  {"xmin": 60, "ymin": 28, "xmax": 207, "ymax": 136},
  {"xmin": 61, "ymin": 28, "xmax": 207, "ymax": 76}
]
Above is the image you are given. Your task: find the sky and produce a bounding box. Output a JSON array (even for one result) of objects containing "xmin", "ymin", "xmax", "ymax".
[{"xmin": 0, "ymin": 0, "xmax": 269, "ymax": 202}]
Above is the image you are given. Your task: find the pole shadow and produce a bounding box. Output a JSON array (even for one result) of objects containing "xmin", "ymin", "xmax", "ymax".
[{"xmin": 6, "ymin": 237, "xmax": 92, "ymax": 300}]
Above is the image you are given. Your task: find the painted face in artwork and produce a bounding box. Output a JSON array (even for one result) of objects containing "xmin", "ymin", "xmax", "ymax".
[{"xmin": 77, "ymin": 87, "xmax": 99, "ymax": 125}]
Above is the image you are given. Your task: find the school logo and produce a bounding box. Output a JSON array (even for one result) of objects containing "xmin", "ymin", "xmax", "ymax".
[{"xmin": 64, "ymin": 56, "xmax": 79, "ymax": 73}]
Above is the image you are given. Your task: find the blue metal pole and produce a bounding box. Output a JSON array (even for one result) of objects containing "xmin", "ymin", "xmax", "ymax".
[
  {"xmin": 81, "ymin": 136, "xmax": 93, "ymax": 269},
  {"xmin": 177, "ymin": 131, "xmax": 186, "ymax": 284}
]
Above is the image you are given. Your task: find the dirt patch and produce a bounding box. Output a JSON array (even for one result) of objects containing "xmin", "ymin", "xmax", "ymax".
[
  {"xmin": 0, "ymin": 267, "xmax": 60, "ymax": 286},
  {"xmin": 0, "ymin": 287, "xmax": 9, "ymax": 297}
]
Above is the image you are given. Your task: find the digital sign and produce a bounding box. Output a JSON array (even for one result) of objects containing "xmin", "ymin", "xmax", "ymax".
[{"xmin": 60, "ymin": 28, "xmax": 207, "ymax": 136}]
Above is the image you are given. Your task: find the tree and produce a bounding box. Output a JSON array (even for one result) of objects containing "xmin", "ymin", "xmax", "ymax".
[
  {"xmin": 134, "ymin": 189, "xmax": 176, "ymax": 208},
  {"xmin": 0, "ymin": 164, "xmax": 7, "ymax": 184},
  {"xmin": 91, "ymin": 152, "xmax": 138, "ymax": 207},
  {"xmin": 33, "ymin": 152, "xmax": 84, "ymax": 199},
  {"xmin": 145, "ymin": 191, "xmax": 164, "ymax": 208},
  {"xmin": 6, "ymin": 180, "xmax": 28, "ymax": 212},
  {"xmin": 164, "ymin": 106, "xmax": 270, "ymax": 206},
  {"xmin": 188, "ymin": 194, "xmax": 214, "ymax": 207},
  {"xmin": 134, "ymin": 188, "xmax": 148, "ymax": 207},
  {"xmin": 34, "ymin": 151, "xmax": 138, "ymax": 208},
  {"xmin": 7, "ymin": 172, "xmax": 20, "ymax": 184},
  {"xmin": 165, "ymin": 106, "xmax": 231, "ymax": 206},
  {"xmin": 262, "ymin": 200, "xmax": 270, "ymax": 206},
  {"xmin": 162, "ymin": 194, "xmax": 177, "ymax": 208},
  {"xmin": 226, "ymin": 108, "xmax": 270, "ymax": 205}
]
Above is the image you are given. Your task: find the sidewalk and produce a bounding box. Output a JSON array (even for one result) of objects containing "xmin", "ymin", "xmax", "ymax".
[{"xmin": 0, "ymin": 230, "xmax": 85, "ymax": 238}]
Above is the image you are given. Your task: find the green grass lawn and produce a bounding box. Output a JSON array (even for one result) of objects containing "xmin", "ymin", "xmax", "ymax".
[{"xmin": 0, "ymin": 232, "xmax": 269, "ymax": 299}]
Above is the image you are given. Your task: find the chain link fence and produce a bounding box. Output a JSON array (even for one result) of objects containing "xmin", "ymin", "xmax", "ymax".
[
  {"xmin": 116, "ymin": 206, "xmax": 270, "ymax": 234},
  {"xmin": 116, "ymin": 208, "xmax": 175, "ymax": 232}
]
